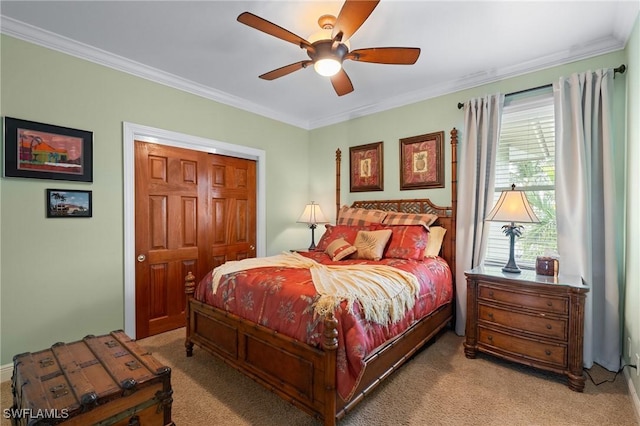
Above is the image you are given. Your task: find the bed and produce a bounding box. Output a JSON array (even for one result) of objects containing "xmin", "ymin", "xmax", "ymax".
[{"xmin": 184, "ymin": 128, "xmax": 459, "ymax": 425}]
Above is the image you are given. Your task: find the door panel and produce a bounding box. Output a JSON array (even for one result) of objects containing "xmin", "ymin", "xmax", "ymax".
[
  {"xmin": 135, "ymin": 142, "xmax": 256, "ymax": 338},
  {"xmin": 135, "ymin": 142, "xmax": 206, "ymax": 338},
  {"xmin": 208, "ymin": 155, "xmax": 257, "ymax": 270}
]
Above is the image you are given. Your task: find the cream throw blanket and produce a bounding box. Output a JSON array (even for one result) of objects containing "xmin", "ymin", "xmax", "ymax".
[{"xmin": 210, "ymin": 252, "xmax": 420, "ymax": 325}]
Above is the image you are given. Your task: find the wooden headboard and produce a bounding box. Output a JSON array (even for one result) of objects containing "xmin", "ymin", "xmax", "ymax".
[{"xmin": 335, "ymin": 128, "xmax": 459, "ymax": 281}]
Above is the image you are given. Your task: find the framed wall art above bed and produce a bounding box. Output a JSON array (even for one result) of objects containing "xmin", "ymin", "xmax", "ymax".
[
  {"xmin": 349, "ymin": 141, "xmax": 383, "ymax": 192},
  {"xmin": 399, "ymin": 131, "xmax": 444, "ymax": 190}
]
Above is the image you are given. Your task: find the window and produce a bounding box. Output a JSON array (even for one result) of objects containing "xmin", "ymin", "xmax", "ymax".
[{"xmin": 485, "ymin": 91, "xmax": 557, "ymax": 269}]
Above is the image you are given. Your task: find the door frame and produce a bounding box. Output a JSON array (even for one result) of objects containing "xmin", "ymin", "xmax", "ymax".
[{"xmin": 123, "ymin": 122, "xmax": 266, "ymax": 338}]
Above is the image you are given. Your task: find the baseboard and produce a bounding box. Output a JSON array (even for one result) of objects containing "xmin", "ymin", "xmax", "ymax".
[
  {"xmin": 624, "ymin": 368, "xmax": 640, "ymax": 424},
  {"xmin": 1, "ymin": 362, "xmax": 12, "ymax": 383}
]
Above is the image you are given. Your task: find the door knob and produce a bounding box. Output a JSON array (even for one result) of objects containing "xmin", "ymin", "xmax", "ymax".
[{"xmin": 137, "ymin": 254, "xmax": 146, "ymax": 262}]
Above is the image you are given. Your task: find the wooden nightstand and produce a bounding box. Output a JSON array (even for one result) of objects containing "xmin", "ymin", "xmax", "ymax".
[{"xmin": 464, "ymin": 265, "xmax": 589, "ymax": 392}]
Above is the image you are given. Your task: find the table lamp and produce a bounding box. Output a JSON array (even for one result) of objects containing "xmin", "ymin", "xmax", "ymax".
[
  {"xmin": 485, "ymin": 184, "xmax": 539, "ymax": 273},
  {"xmin": 297, "ymin": 201, "xmax": 328, "ymax": 250}
]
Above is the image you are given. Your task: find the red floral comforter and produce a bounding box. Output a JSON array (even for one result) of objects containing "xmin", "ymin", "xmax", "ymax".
[{"xmin": 194, "ymin": 251, "xmax": 453, "ymax": 400}]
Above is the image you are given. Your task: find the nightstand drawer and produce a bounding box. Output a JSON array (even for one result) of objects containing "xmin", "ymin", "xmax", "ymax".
[
  {"xmin": 478, "ymin": 327, "xmax": 567, "ymax": 368},
  {"xmin": 478, "ymin": 304, "xmax": 567, "ymax": 340},
  {"xmin": 478, "ymin": 284, "xmax": 568, "ymax": 315}
]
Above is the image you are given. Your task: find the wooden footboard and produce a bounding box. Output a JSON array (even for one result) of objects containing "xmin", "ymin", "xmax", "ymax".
[{"xmin": 184, "ymin": 272, "xmax": 340, "ymax": 424}]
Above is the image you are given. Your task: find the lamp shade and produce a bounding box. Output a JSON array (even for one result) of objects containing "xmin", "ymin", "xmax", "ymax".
[
  {"xmin": 297, "ymin": 202, "xmax": 328, "ymax": 225},
  {"xmin": 486, "ymin": 184, "xmax": 539, "ymax": 224}
]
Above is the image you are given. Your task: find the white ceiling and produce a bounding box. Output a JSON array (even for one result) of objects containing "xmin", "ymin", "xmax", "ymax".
[{"xmin": 1, "ymin": 1, "xmax": 638, "ymax": 129}]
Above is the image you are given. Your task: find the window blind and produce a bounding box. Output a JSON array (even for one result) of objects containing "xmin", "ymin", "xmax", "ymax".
[{"xmin": 485, "ymin": 93, "xmax": 557, "ymax": 268}]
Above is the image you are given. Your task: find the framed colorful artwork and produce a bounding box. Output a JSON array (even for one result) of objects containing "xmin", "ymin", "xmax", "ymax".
[
  {"xmin": 46, "ymin": 189, "xmax": 92, "ymax": 218},
  {"xmin": 4, "ymin": 117, "xmax": 93, "ymax": 182},
  {"xmin": 399, "ymin": 131, "xmax": 444, "ymax": 190},
  {"xmin": 349, "ymin": 142, "xmax": 383, "ymax": 192}
]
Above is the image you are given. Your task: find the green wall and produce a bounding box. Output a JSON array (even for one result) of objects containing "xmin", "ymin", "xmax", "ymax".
[
  {"xmin": 1, "ymin": 28, "xmax": 637, "ymax": 417},
  {"xmin": 0, "ymin": 36, "xmax": 310, "ymax": 365}
]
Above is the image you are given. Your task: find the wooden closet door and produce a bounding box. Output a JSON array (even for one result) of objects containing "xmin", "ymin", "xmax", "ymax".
[
  {"xmin": 134, "ymin": 142, "xmax": 208, "ymax": 338},
  {"xmin": 134, "ymin": 142, "xmax": 257, "ymax": 338},
  {"xmin": 207, "ymin": 154, "xmax": 257, "ymax": 269}
]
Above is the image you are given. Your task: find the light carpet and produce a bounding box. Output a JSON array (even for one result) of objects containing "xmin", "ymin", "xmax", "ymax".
[{"xmin": 1, "ymin": 328, "xmax": 636, "ymax": 425}]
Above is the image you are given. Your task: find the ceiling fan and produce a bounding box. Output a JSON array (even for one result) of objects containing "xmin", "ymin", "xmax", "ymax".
[{"xmin": 237, "ymin": 0, "xmax": 420, "ymax": 96}]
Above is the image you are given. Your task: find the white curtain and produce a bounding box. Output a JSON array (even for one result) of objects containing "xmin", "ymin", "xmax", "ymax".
[
  {"xmin": 455, "ymin": 94, "xmax": 504, "ymax": 335},
  {"xmin": 554, "ymin": 69, "xmax": 621, "ymax": 370}
]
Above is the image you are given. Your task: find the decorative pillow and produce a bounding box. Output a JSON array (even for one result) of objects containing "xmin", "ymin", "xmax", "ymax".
[
  {"xmin": 353, "ymin": 229, "xmax": 393, "ymax": 261},
  {"xmin": 325, "ymin": 238, "xmax": 357, "ymax": 261},
  {"xmin": 424, "ymin": 226, "xmax": 447, "ymax": 257},
  {"xmin": 381, "ymin": 225, "xmax": 429, "ymax": 260},
  {"xmin": 316, "ymin": 224, "xmax": 372, "ymax": 251},
  {"xmin": 382, "ymin": 211, "xmax": 438, "ymax": 228},
  {"xmin": 337, "ymin": 205, "xmax": 387, "ymax": 226}
]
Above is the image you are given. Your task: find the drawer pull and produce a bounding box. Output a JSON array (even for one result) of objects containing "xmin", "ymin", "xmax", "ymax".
[
  {"xmin": 545, "ymin": 349, "xmax": 552, "ymax": 356},
  {"xmin": 488, "ymin": 312, "xmax": 494, "ymax": 319},
  {"xmin": 547, "ymin": 301, "xmax": 553, "ymax": 307},
  {"xmin": 546, "ymin": 324, "xmax": 552, "ymax": 329},
  {"xmin": 487, "ymin": 335, "xmax": 493, "ymax": 341},
  {"xmin": 489, "ymin": 291, "xmax": 494, "ymax": 297}
]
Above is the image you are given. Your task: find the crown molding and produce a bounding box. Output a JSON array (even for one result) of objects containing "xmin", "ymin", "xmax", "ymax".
[
  {"xmin": 1, "ymin": 14, "xmax": 630, "ymax": 131},
  {"xmin": 308, "ymin": 34, "xmax": 626, "ymax": 129},
  {"xmin": 0, "ymin": 16, "xmax": 310, "ymax": 129}
]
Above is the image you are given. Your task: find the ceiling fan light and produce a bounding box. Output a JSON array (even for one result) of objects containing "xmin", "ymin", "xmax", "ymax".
[{"xmin": 314, "ymin": 58, "xmax": 341, "ymax": 76}]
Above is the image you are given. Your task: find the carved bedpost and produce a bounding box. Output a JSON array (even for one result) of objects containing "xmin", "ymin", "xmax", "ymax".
[
  {"xmin": 322, "ymin": 311, "xmax": 339, "ymax": 351},
  {"xmin": 322, "ymin": 311, "xmax": 338, "ymax": 426},
  {"xmin": 335, "ymin": 149, "xmax": 342, "ymax": 220},
  {"xmin": 328, "ymin": 149, "xmax": 341, "ymax": 426},
  {"xmin": 450, "ymin": 128, "xmax": 458, "ymax": 284},
  {"xmin": 185, "ymin": 271, "xmax": 196, "ymax": 357},
  {"xmin": 449, "ymin": 128, "xmax": 459, "ymax": 331}
]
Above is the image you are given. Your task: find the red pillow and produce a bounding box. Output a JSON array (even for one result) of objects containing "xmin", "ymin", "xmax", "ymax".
[
  {"xmin": 316, "ymin": 224, "xmax": 372, "ymax": 251},
  {"xmin": 380, "ymin": 225, "xmax": 429, "ymax": 260}
]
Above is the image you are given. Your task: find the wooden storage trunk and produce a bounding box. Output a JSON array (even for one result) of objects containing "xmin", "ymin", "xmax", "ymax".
[{"xmin": 11, "ymin": 330, "xmax": 173, "ymax": 426}]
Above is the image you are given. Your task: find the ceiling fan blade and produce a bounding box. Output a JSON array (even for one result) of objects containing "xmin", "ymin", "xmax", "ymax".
[
  {"xmin": 346, "ymin": 47, "xmax": 421, "ymax": 65},
  {"xmin": 332, "ymin": 0, "xmax": 380, "ymax": 42},
  {"xmin": 259, "ymin": 61, "xmax": 313, "ymax": 80},
  {"xmin": 238, "ymin": 12, "xmax": 313, "ymax": 50},
  {"xmin": 330, "ymin": 69, "xmax": 354, "ymax": 96}
]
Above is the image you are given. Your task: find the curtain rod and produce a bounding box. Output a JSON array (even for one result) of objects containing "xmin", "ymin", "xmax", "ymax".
[{"xmin": 456, "ymin": 64, "xmax": 627, "ymax": 110}]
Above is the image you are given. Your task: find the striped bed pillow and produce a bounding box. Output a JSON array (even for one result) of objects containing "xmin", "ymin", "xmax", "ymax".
[
  {"xmin": 382, "ymin": 211, "xmax": 438, "ymax": 228},
  {"xmin": 336, "ymin": 205, "xmax": 387, "ymax": 226}
]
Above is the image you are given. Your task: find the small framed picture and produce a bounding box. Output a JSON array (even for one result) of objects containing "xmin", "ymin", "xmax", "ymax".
[
  {"xmin": 349, "ymin": 142, "xmax": 383, "ymax": 192},
  {"xmin": 400, "ymin": 131, "xmax": 444, "ymax": 190},
  {"xmin": 46, "ymin": 189, "xmax": 92, "ymax": 218},
  {"xmin": 4, "ymin": 117, "xmax": 93, "ymax": 182}
]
